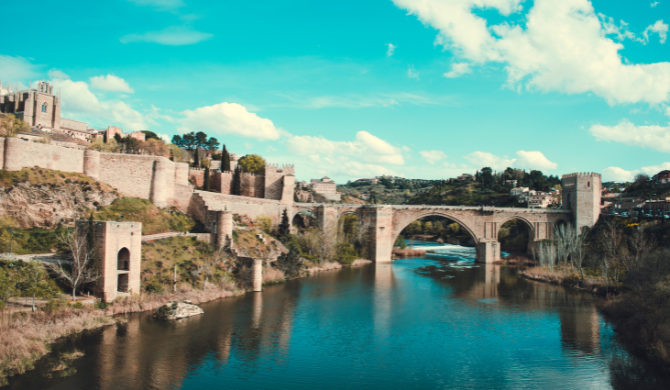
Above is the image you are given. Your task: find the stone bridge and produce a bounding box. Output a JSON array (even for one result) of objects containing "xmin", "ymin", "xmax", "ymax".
[{"xmin": 292, "ymin": 203, "xmax": 572, "ymax": 263}]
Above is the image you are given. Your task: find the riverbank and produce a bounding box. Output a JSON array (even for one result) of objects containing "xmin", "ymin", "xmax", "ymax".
[
  {"xmin": 0, "ymin": 258, "xmax": 371, "ymax": 384},
  {"xmin": 520, "ymin": 267, "xmax": 612, "ymax": 296}
]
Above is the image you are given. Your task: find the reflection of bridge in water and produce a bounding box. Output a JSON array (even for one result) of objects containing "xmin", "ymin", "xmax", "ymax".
[{"xmin": 293, "ymin": 172, "xmax": 601, "ymax": 263}]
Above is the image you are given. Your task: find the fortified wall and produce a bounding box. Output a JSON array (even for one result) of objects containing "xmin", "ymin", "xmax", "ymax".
[
  {"xmin": 191, "ymin": 163, "xmax": 295, "ymax": 204},
  {"xmin": 0, "ymin": 137, "xmax": 190, "ymax": 207},
  {"xmin": 0, "ymin": 137, "xmax": 295, "ymax": 233}
]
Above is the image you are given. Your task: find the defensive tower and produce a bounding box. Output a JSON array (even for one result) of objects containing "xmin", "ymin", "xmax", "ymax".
[{"xmin": 561, "ymin": 172, "xmax": 602, "ymax": 232}]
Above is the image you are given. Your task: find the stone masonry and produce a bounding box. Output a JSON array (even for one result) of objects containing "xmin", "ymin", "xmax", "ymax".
[{"xmin": 77, "ymin": 220, "xmax": 142, "ymax": 302}]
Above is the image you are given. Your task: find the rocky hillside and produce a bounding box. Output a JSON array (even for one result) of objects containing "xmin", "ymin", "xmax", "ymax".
[{"xmin": 0, "ymin": 168, "xmax": 119, "ymax": 228}]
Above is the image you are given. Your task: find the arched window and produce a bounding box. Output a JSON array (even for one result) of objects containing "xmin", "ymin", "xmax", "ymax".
[
  {"xmin": 117, "ymin": 248, "xmax": 130, "ymax": 271},
  {"xmin": 41, "ymin": 103, "xmax": 48, "ymax": 113}
]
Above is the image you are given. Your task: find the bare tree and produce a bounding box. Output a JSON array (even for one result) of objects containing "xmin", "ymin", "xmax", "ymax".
[
  {"xmin": 620, "ymin": 229, "xmax": 657, "ymax": 290},
  {"xmin": 47, "ymin": 228, "xmax": 99, "ymax": 300}
]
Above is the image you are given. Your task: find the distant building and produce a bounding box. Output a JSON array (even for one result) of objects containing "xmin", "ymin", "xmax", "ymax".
[
  {"xmin": 457, "ymin": 173, "xmax": 474, "ymax": 181},
  {"xmin": 310, "ymin": 177, "xmax": 340, "ymax": 201},
  {"xmin": 527, "ymin": 193, "xmax": 558, "ymax": 208},
  {"xmin": 356, "ymin": 178, "xmax": 379, "ymax": 185},
  {"xmin": 505, "ymin": 179, "xmax": 518, "ymax": 186},
  {"xmin": 653, "ymin": 170, "xmax": 670, "ymax": 184},
  {"xmin": 98, "ymin": 126, "xmax": 146, "ymax": 142},
  {"xmin": 510, "ymin": 187, "xmax": 529, "ymax": 197}
]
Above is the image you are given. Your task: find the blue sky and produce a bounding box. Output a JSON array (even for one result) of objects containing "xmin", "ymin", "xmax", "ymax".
[{"xmin": 1, "ymin": 0, "xmax": 669, "ymax": 183}]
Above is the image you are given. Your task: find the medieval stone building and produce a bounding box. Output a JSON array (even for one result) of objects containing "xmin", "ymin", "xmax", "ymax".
[{"xmin": 0, "ymin": 81, "xmax": 61, "ymax": 131}]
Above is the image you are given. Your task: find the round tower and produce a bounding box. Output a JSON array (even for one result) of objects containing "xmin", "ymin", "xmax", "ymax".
[
  {"xmin": 216, "ymin": 210, "xmax": 233, "ymax": 249},
  {"xmin": 151, "ymin": 158, "xmax": 169, "ymax": 207},
  {"xmin": 83, "ymin": 149, "xmax": 101, "ymax": 180},
  {"xmin": 3, "ymin": 137, "xmax": 24, "ymax": 171}
]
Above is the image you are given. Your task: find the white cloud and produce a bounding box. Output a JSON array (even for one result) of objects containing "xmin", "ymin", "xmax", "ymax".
[
  {"xmin": 407, "ymin": 66, "xmax": 419, "ymax": 79},
  {"xmin": 393, "ymin": 0, "xmax": 670, "ymax": 105},
  {"xmin": 127, "ymin": 0, "xmax": 184, "ymax": 9},
  {"xmin": 444, "ymin": 63, "xmax": 471, "ymax": 78},
  {"xmin": 90, "ymin": 75, "xmax": 134, "ymax": 93},
  {"xmin": 420, "ymin": 150, "xmax": 447, "ymax": 164},
  {"xmin": 47, "ymin": 69, "xmax": 69, "ymax": 80},
  {"xmin": 179, "ymin": 102, "xmax": 281, "ymax": 140},
  {"xmin": 286, "ymin": 131, "xmax": 405, "ymax": 168},
  {"xmin": 602, "ymin": 162, "xmax": 670, "ymax": 182},
  {"xmin": 275, "ymin": 91, "xmax": 454, "ymax": 109},
  {"xmin": 590, "ymin": 120, "xmax": 670, "ymax": 152},
  {"xmin": 666, "ymin": 106, "xmax": 670, "ymax": 117},
  {"xmin": 644, "ymin": 20, "xmax": 669, "ymax": 44},
  {"xmin": 651, "ymin": 2, "xmax": 660, "ymax": 8},
  {"xmin": 386, "ymin": 43, "xmax": 397, "ymax": 57},
  {"xmin": 515, "ymin": 150, "xmax": 558, "ymax": 170},
  {"xmin": 0, "ymin": 55, "xmax": 39, "ymax": 83},
  {"xmin": 464, "ymin": 151, "xmax": 515, "ymax": 170},
  {"xmin": 120, "ymin": 26, "xmax": 212, "ymax": 45},
  {"xmin": 464, "ymin": 150, "xmax": 557, "ymax": 170},
  {"xmin": 49, "ymin": 74, "xmax": 147, "ymax": 131}
]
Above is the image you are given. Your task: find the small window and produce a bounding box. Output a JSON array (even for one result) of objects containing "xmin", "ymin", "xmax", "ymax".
[
  {"xmin": 41, "ymin": 103, "xmax": 47, "ymax": 113},
  {"xmin": 587, "ymin": 182, "xmax": 590, "ymax": 187}
]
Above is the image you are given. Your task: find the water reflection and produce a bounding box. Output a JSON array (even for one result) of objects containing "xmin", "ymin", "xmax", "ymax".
[{"xmin": 5, "ymin": 243, "xmax": 670, "ymax": 389}]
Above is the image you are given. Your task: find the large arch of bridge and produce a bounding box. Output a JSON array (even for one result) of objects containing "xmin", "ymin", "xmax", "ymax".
[
  {"xmin": 495, "ymin": 215, "xmax": 536, "ymax": 240},
  {"xmin": 392, "ymin": 211, "xmax": 481, "ymax": 249}
]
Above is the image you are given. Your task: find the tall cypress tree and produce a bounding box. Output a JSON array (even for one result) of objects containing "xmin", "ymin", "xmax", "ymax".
[
  {"xmin": 232, "ymin": 166, "xmax": 241, "ymax": 195},
  {"xmin": 204, "ymin": 166, "xmax": 210, "ymax": 191},
  {"xmin": 278, "ymin": 209, "xmax": 290, "ymax": 242},
  {"xmin": 222, "ymin": 144, "xmax": 231, "ymax": 172},
  {"xmin": 194, "ymin": 148, "xmax": 200, "ymax": 168}
]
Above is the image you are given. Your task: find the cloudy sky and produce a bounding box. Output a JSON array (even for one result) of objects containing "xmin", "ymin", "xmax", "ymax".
[{"xmin": 2, "ymin": 0, "xmax": 669, "ymax": 183}]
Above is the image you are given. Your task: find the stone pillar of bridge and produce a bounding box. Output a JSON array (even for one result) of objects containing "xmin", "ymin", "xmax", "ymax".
[
  {"xmin": 364, "ymin": 206, "xmax": 394, "ymax": 263},
  {"xmin": 475, "ymin": 240, "xmax": 500, "ymax": 264},
  {"xmin": 317, "ymin": 205, "xmax": 339, "ymax": 245}
]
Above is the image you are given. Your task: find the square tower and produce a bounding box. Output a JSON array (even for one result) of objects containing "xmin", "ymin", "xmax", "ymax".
[
  {"xmin": 561, "ymin": 173, "xmax": 602, "ymax": 232},
  {"xmin": 77, "ymin": 220, "xmax": 142, "ymax": 302}
]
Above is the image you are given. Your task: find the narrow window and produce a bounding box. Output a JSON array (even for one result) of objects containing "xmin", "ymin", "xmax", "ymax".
[
  {"xmin": 587, "ymin": 182, "xmax": 590, "ymax": 187},
  {"xmin": 41, "ymin": 103, "xmax": 47, "ymax": 113}
]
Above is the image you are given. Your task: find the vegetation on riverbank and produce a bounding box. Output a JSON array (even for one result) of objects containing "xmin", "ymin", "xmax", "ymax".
[
  {"xmin": 519, "ymin": 217, "xmax": 670, "ymax": 371},
  {"xmin": 93, "ymin": 198, "xmax": 196, "ymax": 235}
]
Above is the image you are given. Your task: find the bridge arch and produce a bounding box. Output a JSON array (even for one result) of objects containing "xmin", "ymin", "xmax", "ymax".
[{"xmin": 392, "ymin": 211, "xmax": 481, "ymax": 253}]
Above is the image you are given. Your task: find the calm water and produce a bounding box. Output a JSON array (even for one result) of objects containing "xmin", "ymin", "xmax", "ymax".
[{"xmin": 6, "ymin": 242, "xmax": 670, "ymax": 389}]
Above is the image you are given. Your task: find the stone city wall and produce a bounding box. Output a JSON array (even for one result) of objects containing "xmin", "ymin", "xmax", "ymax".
[{"xmin": 0, "ymin": 137, "xmax": 189, "ymax": 207}]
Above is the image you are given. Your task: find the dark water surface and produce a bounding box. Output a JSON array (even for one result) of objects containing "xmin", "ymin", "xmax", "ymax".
[{"xmin": 6, "ymin": 243, "xmax": 670, "ymax": 389}]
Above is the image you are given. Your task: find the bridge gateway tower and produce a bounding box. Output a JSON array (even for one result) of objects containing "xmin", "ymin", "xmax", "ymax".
[{"xmin": 561, "ymin": 172, "xmax": 602, "ymax": 232}]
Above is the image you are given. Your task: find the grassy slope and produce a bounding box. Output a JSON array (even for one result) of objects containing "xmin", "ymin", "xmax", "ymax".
[
  {"xmin": 141, "ymin": 236, "xmax": 231, "ymax": 292},
  {"xmin": 0, "ymin": 168, "xmax": 116, "ymax": 192},
  {"xmin": 92, "ymin": 198, "xmax": 195, "ymax": 235}
]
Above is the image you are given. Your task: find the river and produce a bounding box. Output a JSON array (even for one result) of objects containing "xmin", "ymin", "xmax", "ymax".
[{"xmin": 5, "ymin": 241, "xmax": 669, "ymax": 389}]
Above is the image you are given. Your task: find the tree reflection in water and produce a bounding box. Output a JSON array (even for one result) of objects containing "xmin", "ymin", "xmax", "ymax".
[{"xmin": 6, "ymin": 248, "xmax": 670, "ymax": 389}]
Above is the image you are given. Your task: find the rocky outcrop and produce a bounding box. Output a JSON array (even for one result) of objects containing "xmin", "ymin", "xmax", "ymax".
[
  {"xmin": 0, "ymin": 180, "xmax": 118, "ymax": 228},
  {"xmin": 153, "ymin": 301, "xmax": 204, "ymax": 320}
]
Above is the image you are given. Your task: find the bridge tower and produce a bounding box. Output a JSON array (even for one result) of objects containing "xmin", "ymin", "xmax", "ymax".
[{"xmin": 561, "ymin": 172, "xmax": 601, "ymax": 232}]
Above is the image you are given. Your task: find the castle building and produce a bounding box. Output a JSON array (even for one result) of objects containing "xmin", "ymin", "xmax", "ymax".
[
  {"xmin": 562, "ymin": 172, "xmax": 602, "ymax": 231},
  {"xmin": 0, "ymin": 81, "xmax": 61, "ymax": 131}
]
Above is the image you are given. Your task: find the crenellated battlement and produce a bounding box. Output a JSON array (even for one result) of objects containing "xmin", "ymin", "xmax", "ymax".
[{"xmin": 562, "ymin": 172, "xmax": 601, "ymax": 179}]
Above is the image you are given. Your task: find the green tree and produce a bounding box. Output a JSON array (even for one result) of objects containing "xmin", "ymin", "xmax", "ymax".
[
  {"xmin": 276, "ymin": 246, "xmax": 304, "ymax": 279},
  {"xmin": 238, "ymin": 154, "xmax": 266, "ymax": 174},
  {"xmin": 232, "ymin": 166, "xmax": 241, "ymax": 195},
  {"xmin": 481, "ymin": 167, "xmax": 493, "ymax": 189},
  {"xmin": 141, "ymin": 130, "xmax": 161, "ymax": 141},
  {"xmin": 222, "ymin": 144, "xmax": 231, "ymax": 171},
  {"xmin": 203, "ymin": 167, "xmax": 210, "ymax": 191},
  {"xmin": 278, "ymin": 209, "xmax": 290, "ymax": 242},
  {"xmin": 20, "ymin": 260, "xmax": 55, "ymax": 312}
]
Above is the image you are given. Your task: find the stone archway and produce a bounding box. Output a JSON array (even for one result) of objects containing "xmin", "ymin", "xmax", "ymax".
[{"xmin": 117, "ymin": 247, "xmax": 130, "ymax": 293}]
